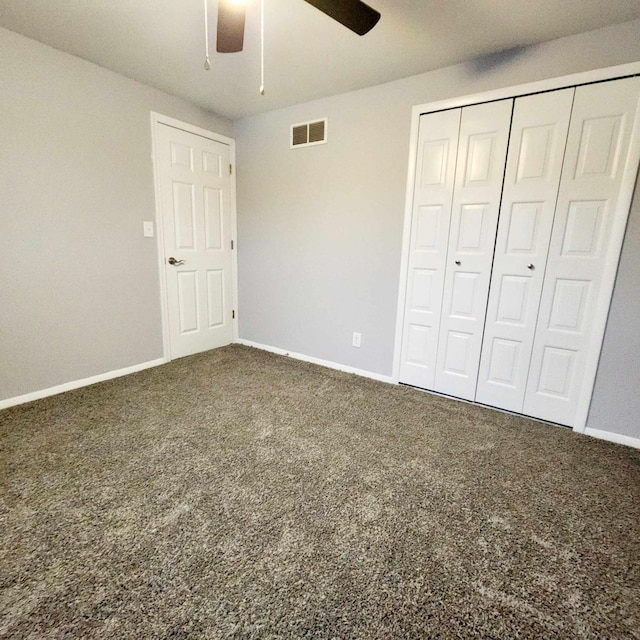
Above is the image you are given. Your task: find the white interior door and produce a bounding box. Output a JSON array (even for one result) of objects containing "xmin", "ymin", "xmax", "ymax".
[
  {"xmin": 399, "ymin": 109, "xmax": 461, "ymax": 389},
  {"xmin": 523, "ymin": 77, "xmax": 640, "ymax": 426},
  {"xmin": 156, "ymin": 123, "xmax": 234, "ymax": 359},
  {"xmin": 433, "ymin": 99, "xmax": 513, "ymax": 400},
  {"xmin": 475, "ymin": 88, "xmax": 574, "ymax": 412}
]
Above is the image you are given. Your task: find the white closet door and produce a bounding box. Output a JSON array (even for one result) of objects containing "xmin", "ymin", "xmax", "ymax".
[
  {"xmin": 475, "ymin": 89, "xmax": 574, "ymax": 412},
  {"xmin": 524, "ymin": 77, "xmax": 640, "ymax": 426},
  {"xmin": 399, "ymin": 109, "xmax": 461, "ymax": 389},
  {"xmin": 433, "ymin": 99, "xmax": 513, "ymax": 400}
]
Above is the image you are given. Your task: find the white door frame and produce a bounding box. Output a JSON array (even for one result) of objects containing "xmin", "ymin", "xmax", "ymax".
[
  {"xmin": 150, "ymin": 112, "xmax": 239, "ymax": 361},
  {"xmin": 392, "ymin": 61, "xmax": 640, "ymax": 434}
]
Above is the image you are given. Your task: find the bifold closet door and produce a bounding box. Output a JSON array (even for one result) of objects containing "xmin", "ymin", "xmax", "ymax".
[
  {"xmin": 398, "ymin": 109, "xmax": 461, "ymax": 389},
  {"xmin": 523, "ymin": 76, "xmax": 640, "ymax": 426},
  {"xmin": 433, "ymin": 99, "xmax": 513, "ymax": 400},
  {"xmin": 475, "ymin": 88, "xmax": 574, "ymax": 412}
]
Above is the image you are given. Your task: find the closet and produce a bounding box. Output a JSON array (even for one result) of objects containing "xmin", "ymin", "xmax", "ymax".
[{"xmin": 399, "ymin": 75, "xmax": 640, "ymax": 428}]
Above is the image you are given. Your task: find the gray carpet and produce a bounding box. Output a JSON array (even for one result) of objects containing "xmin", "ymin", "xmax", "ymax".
[{"xmin": 1, "ymin": 345, "xmax": 639, "ymax": 639}]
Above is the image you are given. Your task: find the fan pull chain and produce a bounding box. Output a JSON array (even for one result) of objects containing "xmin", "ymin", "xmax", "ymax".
[
  {"xmin": 259, "ymin": 0, "xmax": 265, "ymax": 95},
  {"xmin": 203, "ymin": 0, "xmax": 211, "ymax": 70}
]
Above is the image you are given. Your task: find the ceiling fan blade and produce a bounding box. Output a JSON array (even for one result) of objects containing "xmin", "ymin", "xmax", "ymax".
[
  {"xmin": 216, "ymin": 1, "xmax": 247, "ymax": 53},
  {"xmin": 302, "ymin": 0, "xmax": 380, "ymax": 36}
]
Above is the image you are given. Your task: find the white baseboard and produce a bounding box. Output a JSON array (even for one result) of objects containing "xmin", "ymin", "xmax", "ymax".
[
  {"xmin": 236, "ymin": 341, "xmax": 640, "ymax": 450},
  {"xmin": 0, "ymin": 358, "xmax": 167, "ymax": 411},
  {"xmin": 236, "ymin": 339, "xmax": 395, "ymax": 384},
  {"xmin": 583, "ymin": 427, "xmax": 640, "ymax": 450},
  {"xmin": 4, "ymin": 345, "xmax": 637, "ymax": 451}
]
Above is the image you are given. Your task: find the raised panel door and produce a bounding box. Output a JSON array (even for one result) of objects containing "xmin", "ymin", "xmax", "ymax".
[
  {"xmin": 433, "ymin": 99, "xmax": 513, "ymax": 400},
  {"xmin": 158, "ymin": 124, "xmax": 234, "ymax": 358},
  {"xmin": 476, "ymin": 89, "xmax": 574, "ymax": 412},
  {"xmin": 399, "ymin": 109, "xmax": 461, "ymax": 388},
  {"xmin": 524, "ymin": 77, "xmax": 640, "ymax": 426}
]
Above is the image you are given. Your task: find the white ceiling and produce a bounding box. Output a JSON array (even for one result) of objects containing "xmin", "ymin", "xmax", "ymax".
[{"xmin": 2, "ymin": 1, "xmax": 640, "ymax": 120}]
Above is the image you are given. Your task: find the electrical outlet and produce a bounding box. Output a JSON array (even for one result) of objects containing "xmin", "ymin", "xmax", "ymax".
[
  {"xmin": 143, "ymin": 221, "xmax": 154, "ymax": 237},
  {"xmin": 352, "ymin": 332, "xmax": 362, "ymax": 348}
]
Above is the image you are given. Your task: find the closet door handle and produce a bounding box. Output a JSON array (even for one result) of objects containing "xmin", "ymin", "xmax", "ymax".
[
  {"xmin": 527, "ymin": 263, "xmax": 535, "ymax": 270},
  {"xmin": 455, "ymin": 260, "xmax": 461, "ymax": 266}
]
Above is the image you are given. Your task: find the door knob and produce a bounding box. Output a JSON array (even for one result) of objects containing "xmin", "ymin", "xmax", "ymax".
[
  {"xmin": 455, "ymin": 260, "xmax": 461, "ymax": 266},
  {"xmin": 527, "ymin": 263, "xmax": 535, "ymax": 270},
  {"xmin": 168, "ymin": 257, "xmax": 185, "ymax": 266}
]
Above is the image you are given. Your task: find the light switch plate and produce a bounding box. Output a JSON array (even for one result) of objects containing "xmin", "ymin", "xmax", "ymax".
[{"xmin": 143, "ymin": 221, "xmax": 154, "ymax": 237}]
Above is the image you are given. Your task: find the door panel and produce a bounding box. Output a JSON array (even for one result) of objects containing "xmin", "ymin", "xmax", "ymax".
[
  {"xmin": 203, "ymin": 150, "xmax": 223, "ymax": 175},
  {"xmin": 548, "ymin": 279, "xmax": 590, "ymax": 331},
  {"xmin": 421, "ymin": 139, "xmax": 450, "ymax": 186},
  {"xmin": 450, "ymin": 271, "xmax": 480, "ymax": 316},
  {"xmin": 405, "ymin": 324, "xmax": 431, "ymax": 366},
  {"xmin": 414, "ymin": 205, "xmax": 445, "ymax": 251},
  {"xmin": 575, "ymin": 117, "xmax": 623, "ymax": 178},
  {"xmin": 442, "ymin": 331, "xmax": 472, "ymax": 373},
  {"xmin": 173, "ymin": 182, "xmax": 196, "ymax": 249},
  {"xmin": 177, "ymin": 271, "xmax": 199, "ymax": 333},
  {"xmin": 433, "ymin": 99, "xmax": 513, "ymax": 400},
  {"xmin": 505, "ymin": 203, "xmax": 542, "ymax": 252},
  {"xmin": 457, "ymin": 204, "xmax": 489, "ymax": 251},
  {"xmin": 204, "ymin": 188, "xmax": 224, "ymax": 250},
  {"xmin": 170, "ymin": 141, "xmax": 194, "ymax": 169},
  {"xmin": 399, "ymin": 109, "xmax": 461, "ymax": 388},
  {"xmin": 465, "ymin": 134, "xmax": 494, "ymax": 183},
  {"xmin": 561, "ymin": 201, "xmax": 605, "ymax": 255},
  {"xmin": 157, "ymin": 123, "xmax": 234, "ymax": 358},
  {"xmin": 486, "ymin": 338, "xmax": 520, "ymax": 387},
  {"xmin": 206, "ymin": 270, "xmax": 225, "ymax": 327},
  {"xmin": 410, "ymin": 269, "xmax": 436, "ymax": 310},
  {"xmin": 523, "ymin": 77, "xmax": 640, "ymax": 425},
  {"xmin": 536, "ymin": 346, "xmax": 576, "ymax": 397},
  {"xmin": 496, "ymin": 275, "xmax": 530, "ymax": 324},
  {"xmin": 476, "ymin": 89, "xmax": 574, "ymax": 412}
]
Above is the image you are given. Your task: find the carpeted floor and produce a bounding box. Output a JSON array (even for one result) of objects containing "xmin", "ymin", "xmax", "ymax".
[{"xmin": 1, "ymin": 345, "xmax": 639, "ymax": 639}]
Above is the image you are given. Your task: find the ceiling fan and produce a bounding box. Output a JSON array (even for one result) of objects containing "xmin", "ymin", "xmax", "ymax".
[{"xmin": 216, "ymin": 0, "xmax": 381, "ymax": 53}]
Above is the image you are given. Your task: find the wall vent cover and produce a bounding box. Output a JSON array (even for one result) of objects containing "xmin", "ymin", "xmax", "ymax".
[{"xmin": 290, "ymin": 118, "xmax": 328, "ymax": 148}]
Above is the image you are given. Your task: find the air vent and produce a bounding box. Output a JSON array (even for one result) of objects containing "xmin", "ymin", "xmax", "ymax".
[{"xmin": 290, "ymin": 118, "xmax": 328, "ymax": 148}]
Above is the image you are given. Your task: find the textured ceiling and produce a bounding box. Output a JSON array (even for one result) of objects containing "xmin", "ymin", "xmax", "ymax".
[{"xmin": 2, "ymin": 0, "xmax": 640, "ymax": 119}]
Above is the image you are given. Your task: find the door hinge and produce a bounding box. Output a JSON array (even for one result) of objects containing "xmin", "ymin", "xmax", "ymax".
[
  {"xmin": 232, "ymin": 310, "xmax": 236, "ymax": 319},
  {"xmin": 231, "ymin": 239, "xmax": 234, "ymax": 250},
  {"xmin": 229, "ymin": 163, "xmax": 233, "ymax": 175}
]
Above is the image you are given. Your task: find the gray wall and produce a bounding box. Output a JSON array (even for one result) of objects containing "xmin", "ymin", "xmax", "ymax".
[
  {"xmin": 588, "ymin": 174, "xmax": 640, "ymax": 439},
  {"xmin": 235, "ymin": 20, "xmax": 640, "ymax": 439},
  {"xmin": 0, "ymin": 27, "xmax": 232, "ymax": 401}
]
